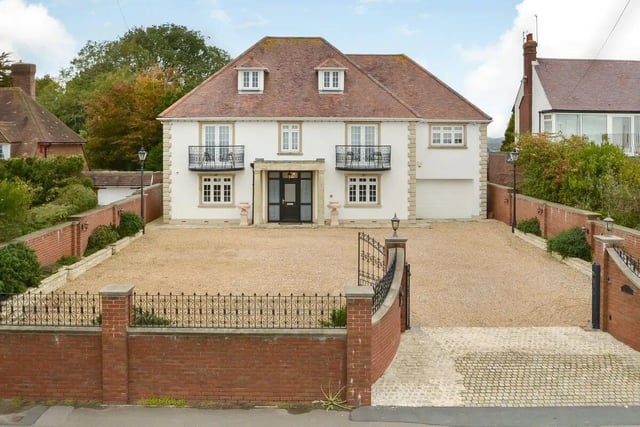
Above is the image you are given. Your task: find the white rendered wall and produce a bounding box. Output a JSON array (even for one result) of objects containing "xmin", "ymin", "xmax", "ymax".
[
  {"xmin": 531, "ymin": 69, "xmax": 551, "ymax": 133},
  {"xmin": 168, "ymin": 120, "xmax": 410, "ymax": 222},
  {"xmin": 97, "ymin": 188, "xmax": 137, "ymax": 206},
  {"xmin": 414, "ymin": 122, "xmax": 481, "ymax": 218}
]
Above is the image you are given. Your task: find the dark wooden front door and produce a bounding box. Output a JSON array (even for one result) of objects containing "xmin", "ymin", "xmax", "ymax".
[{"xmin": 280, "ymin": 175, "xmax": 300, "ymax": 222}]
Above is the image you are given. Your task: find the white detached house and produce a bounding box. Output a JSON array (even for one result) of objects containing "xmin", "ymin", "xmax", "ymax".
[{"xmin": 159, "ymin": 37, "xmax": 491, "ymax": 225}]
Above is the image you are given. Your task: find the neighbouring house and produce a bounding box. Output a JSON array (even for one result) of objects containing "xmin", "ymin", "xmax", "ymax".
[
  {"xmin": 159, "ymin": 37, "xmax": 491, "ymax": 225},
  {"xmin": 0, "ymin": 62, "xmax": 88, "ymax": 166},
  {"xmin": 514, "ymin": 33, "xmax": 640, "ymax": 156}
]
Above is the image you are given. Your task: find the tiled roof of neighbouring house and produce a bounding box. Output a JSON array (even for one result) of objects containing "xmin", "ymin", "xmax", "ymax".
[
  {"xmin": 0, "ymin": 87, "xmax": 84, "ymax": 157},
  {"xmin": 535, "ymin": 58, "xmax": 640, "ymax": 112},
  {"xmin": 160, "ymin": 36, "xmax": 491, "ymax": 121}
]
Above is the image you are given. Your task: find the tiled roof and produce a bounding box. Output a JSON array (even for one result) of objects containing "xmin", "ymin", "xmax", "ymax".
[
  {"xmin": 235, "ymin": 57, "xmax": 268, "ymax": 70},
  {"xmin": 0, "ymin": 87, "xmax": 84, "ymax": 157},
  {"xmin": 535, "ymin": 58, "xmax": 640, "ymax": 111},
  {"xmin": 349, "ymin": 54, "xmax": 491, "ymax": 121},
  {"xmin": 85, "ymin": 171, "xmax": 162, "ymax": 187},
  {"xmin": 161, "ymin": 37, "xmax": 419, "ymax": 119}
]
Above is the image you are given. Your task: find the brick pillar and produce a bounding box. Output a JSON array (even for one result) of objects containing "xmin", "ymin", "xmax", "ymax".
[
  {"xmin": 100, "ymin": 284, "xmax": 134, "ymax": 404},
  {"xmin": 593, "ymin": 235, "xmax": 624, "ymax": 331},
  {"xmin": 345, "ymin": 286, "xmax": 373, "ymax": 407}
]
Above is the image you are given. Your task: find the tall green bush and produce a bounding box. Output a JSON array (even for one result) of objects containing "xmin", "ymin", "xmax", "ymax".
[
  {"xmin": 547, "ymin": 227, "xmax": 592, "ymax": 261},
  {"xmin": 0, "ymin": 178, "xmax": 33, "ymax": 241},
  {"xmin": 0, "ymin": 243, "xmax": 41, "ymax": 293},
  {"xmin": 117, "ymin": 212, "xmax": 143, "ymax": 237},
  {"xmin": 53, "ymin": 183, "xmax": 97, "ymax": 214},
  {"xmin": 517, "ymin": 134, "xmax": 640, "ymax": 229},
  {"xmin": 84, "ymin": 224, "xmax": 119, "ymax": 256}
]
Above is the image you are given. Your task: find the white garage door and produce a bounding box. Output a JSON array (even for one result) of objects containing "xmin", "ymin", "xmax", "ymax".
[{"xmin": 416, "ymin": 179, "xmax": 475, "ymax": 219}]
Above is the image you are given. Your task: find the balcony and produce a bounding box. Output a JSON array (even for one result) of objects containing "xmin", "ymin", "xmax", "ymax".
[
  {"xmin": 188, "ymin": 145, "xmax": 245, "ymax": 171},
  {"xmin": 335, "ymin": 145, "xmax": 391, "ymax": 171}
]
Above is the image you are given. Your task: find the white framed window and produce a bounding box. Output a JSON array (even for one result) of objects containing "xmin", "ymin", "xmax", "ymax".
[
  {"xmin": 0, "ymin": 144, "xmax": 9, "ymax": 160},
  {"xmin": 542, "ymin": 114, "xmax": 552, "ymax": 133},
  {"xmin": 201, "ymin": 123, "xmax": 232, "ymax": 161},
  {"xmin": 318, "ymin": 69, "xmax": 344, "ymax": 92},
  {"xmin": 430, "ymin": 125, "xmax": 465, "ymax": 147},
  {"xmin": 237, "ymin": 69, "xmax": 264, "ymax": 93},
  {"xmin": 346, "ymin": 176, "xmax": 379, "ymax": 205},
  {"xmin": 279, "ymin": 123, "xmax": 301, "ymax": 153},
  {"xmin": 201, "ymin": 175, "xmax": 233, "ymax": 205}
]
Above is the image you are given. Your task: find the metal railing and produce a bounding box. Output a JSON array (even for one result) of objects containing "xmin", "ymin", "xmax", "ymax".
[
  {"xmin": 614, "ymin": 246, "xmax": 640, "ymax": 278},
  {"xmin": 372, "ymin": 252, "xmax": 397, "ymax": 313},
  {"xmin": 0, "ymin": 292, "xmax": 101, "ymax": 327},
  {"xmin": 336, "ymin": 145, "xmax": 391, "ymax": 170},
  {"xmin": 358, "ymin": 232, "xmax": 386, "ymax": 287},
  {"xmin": 131, "ymin": 292, "xmax": 346, "ymax": 329},
  {"xmin": 188, "ymin": 145, "xmax": 245, "ymax": 171}
]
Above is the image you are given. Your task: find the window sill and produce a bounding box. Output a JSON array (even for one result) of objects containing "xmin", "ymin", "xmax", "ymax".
[
  {"xmin": 277, "ymin": 151, "xmax": 304, "ymax": 156},
  {"xmin": 428, "ymin": 144, "xmax": 467, "ymax": 149},
  {"xmin": 198, "ymin": 203, "xmax": 236, "ymax": 208}
]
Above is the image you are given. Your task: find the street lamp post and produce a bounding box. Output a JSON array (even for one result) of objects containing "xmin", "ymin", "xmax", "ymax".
[
  {"xmin": 138, "ymin": 146, "xmax": 147, "ymax": 234},
  {"xmin": 506, "ymin": 147, "xmax": 520, "ymax": 233}
]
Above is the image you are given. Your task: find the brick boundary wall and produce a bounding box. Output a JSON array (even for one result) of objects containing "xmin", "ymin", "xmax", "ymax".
[
  {"xmin": 0, "ymin": 224, "xmax": 408, "ymax": 408},
  {"xmin": 4, "ymin": 184, "xmax": 162, "ymax": 266},
  {"xmin": 488, "ymin": 182, "xmax": 640, "ymax": 260},
  {"xmin": 594, "ymin": 235, "xmax": 640, "ymax": 352}
]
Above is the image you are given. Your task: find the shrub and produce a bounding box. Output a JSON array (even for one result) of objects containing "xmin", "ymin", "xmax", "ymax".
[
  {"xmin": 0, "ymin": 243, "xmax": 41, "ymax": 294},
  {"xmin": 320, "ymin": 306, "xmax": 347, "ymax": 327},
  {"xmin": 547, "ymin": 227, "xmax": 592, "ymax": 261},
  {"xmin": 53, "ymin": 183, "xmax": 97, "ymax": 214},
  {"xmin": 517, "ymin": 217, "xmax": 541, "ymax": 236},
  {"xmin": 28, "ymin": 203, "xmax": 72, "ymax": 229},
  {"xmin": 84, "ymin": 224, "xmax": 119, "ymax": 256},
  {"xmin": 132, "ymin": 306, "xmax": 171, "ymax": 326},
  {"xmin": 0, "ymin": 178, "xmax": 33, "ymax": 241},
  {"xmin": 117, "ymin": 212, "xmax": 143, "ymax": 238}
]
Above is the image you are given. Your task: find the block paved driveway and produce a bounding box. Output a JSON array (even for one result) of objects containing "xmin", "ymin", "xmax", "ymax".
[{"xmin": 372, "ymin": 226, "xmax": 640, "ymax": 408}]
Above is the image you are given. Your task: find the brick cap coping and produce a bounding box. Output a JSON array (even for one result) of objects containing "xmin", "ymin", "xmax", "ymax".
[
  {"xmin": 100, "ymin": 284, "xmax": 135, "ymax": 296},
  {"xmin": 128, "ymin": 327, "xmax": 347, "ymax": 337},
  {"xmin": 385, "ymin": 237, "xmax": 408, "ymax": 245},
  {"xmin": 345, "ymin": 286, "xmax": 374, "ymax": 298},
  {"xmin": 607, "ymin": 247, "xmax": 640, "ymax": 291},
  {"xmin": 594, "ymin": 235, "xmax": 624, "ymax": 246}
]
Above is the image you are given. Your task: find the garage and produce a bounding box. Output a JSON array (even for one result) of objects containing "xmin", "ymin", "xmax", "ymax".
[{"xmin": 416, "ymin": 179, "xmax": 475, "ymax": 219}]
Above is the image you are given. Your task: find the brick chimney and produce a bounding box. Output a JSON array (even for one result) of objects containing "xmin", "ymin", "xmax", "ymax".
[
  {"xmin": 519, "ymin": 33, "xmax": 537, "ymax": 134},
  {"xmin": 11, "ymin": 62, "xmax": 36, "ymax": 99}
]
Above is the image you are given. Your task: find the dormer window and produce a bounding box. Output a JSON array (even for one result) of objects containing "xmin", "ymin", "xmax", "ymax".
[
  {"xmin": 237, "ymin": 69, "xmax": 264, "ymax": 93},
  {"xmin": 318, "ymin": 69, "xmax": 344, "ymax": 93}
]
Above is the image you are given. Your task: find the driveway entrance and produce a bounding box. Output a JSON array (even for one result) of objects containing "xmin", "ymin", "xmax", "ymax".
[{"xmin": 373, "ymin": 327, "xmax": 640, "ymax": 407}]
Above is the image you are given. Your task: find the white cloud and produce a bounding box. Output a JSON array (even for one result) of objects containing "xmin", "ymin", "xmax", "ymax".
[
  {"xmin": 459, "ymin": 0, "xmax": 640, "ymax": 138},
  {"xmin": 0, "ymin": 0, "xmax": 76, "ymax": 76}
]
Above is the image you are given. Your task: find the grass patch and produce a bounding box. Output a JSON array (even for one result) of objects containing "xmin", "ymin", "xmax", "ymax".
[{"xmin": 139, "ymin": 397, "xmax": 188, "ymax": 407}]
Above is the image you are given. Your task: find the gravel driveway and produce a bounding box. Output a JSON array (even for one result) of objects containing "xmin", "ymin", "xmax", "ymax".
[{"xmin": 60, "ymin": 220, "xmax": 591, "ymax": 327}]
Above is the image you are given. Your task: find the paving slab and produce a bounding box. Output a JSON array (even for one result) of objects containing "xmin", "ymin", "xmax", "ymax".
[{"xmin": 372, "ymin": 327, "xmax": 640, "ymax": 407}]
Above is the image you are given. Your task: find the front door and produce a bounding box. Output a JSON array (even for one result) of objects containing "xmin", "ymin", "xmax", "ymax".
[
  {"xmin": 280, "ymin": 173, "xmax": 300, "ymax": 222},
  {"xmin": 267, "ymin": 171, "xmax": 313, "ymax": 223}
]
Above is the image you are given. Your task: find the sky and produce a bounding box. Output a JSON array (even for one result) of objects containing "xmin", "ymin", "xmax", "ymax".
[{"xmin": 1, "ymin": 0, "xmax": 639, "ymax": 138}]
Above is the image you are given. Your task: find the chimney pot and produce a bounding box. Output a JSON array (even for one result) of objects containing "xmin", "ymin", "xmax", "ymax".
[
  {"xmin": 10, "ymin": 62, "xmax": 36, "ymax": 99},
  {"xmin": 526, "ymin": 33, "xmax": 533, "ymax": 42}
]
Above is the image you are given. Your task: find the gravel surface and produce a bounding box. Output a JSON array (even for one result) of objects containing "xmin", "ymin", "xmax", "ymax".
[{"xmin": 60, "ymin": 220, "xmax": 591, "ymax": 327}]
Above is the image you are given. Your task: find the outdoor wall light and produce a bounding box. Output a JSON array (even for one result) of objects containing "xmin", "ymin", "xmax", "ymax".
[
  {"xmin": 80, "ymin": 222, "xmax": 89, "ymax": 231},
  {"xmin": 391, "ymin": 213, "xmax": 400, "ymax": 237},
  {"xmin": 138, "ymin": 146, "xmax": 147, "ymax": 234},
  {"xmin": 537, "ymin": 207, "xmax": 544, "ymax": 215},
  {"xmin": 603, "ymin": 216, "xmax": 614, "ymax": 235}
]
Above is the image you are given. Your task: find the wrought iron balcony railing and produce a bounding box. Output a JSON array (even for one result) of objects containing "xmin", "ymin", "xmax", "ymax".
[
  {"xmin": 189, "ymin": 145, "xmax": 245, "ymax": 171},
  {"xmin": 335, "ymin": 145, "xmax": 391, "ymax": 171}
]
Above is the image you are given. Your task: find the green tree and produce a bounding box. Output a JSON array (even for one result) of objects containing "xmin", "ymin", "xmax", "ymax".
[
  {"xmin": 501, "ymin": 111, "xmax": 515, "ymax": 152},
  {"xmin": 85, "ymin": 67, "xmax": 182, "ymax": 170},
  {"xmin": 45, "ymin": 24, "xmax": 230, "ymax": 139},
  {"xmin": 0, "ymin": 51, "xmax": 12, "ymax": 87}
]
